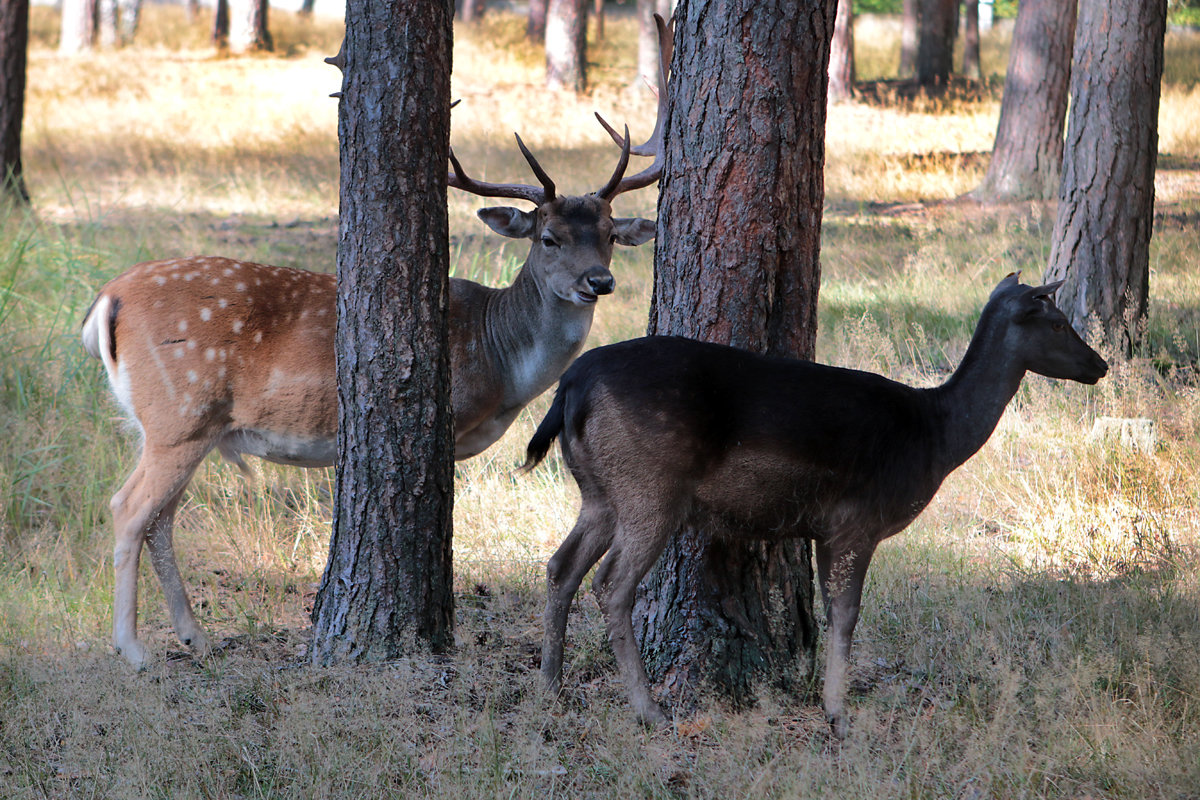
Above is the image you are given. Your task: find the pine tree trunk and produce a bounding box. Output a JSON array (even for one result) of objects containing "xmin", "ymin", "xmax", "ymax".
[
  {"xmin": 527, "ymin": 0, "xmax": 547, "ymax": 42},
  {"xmin": 546, "ymin": 0, "xmax": 587, "ymax": 91},
  {"xmin": 310, "ymin": 0, "xmax": 455, "ymax": 666},
  {"xmin": 634, "ymin": 0, "xmax": 829, "ymax": 710},
  {"xmin": 962, "ymin": 0, "xmax": 980, "ymax": 80},
  {"xmin": 1044, "ymin": 0, "xmax": 1166, "ymax": 358},
  {"xmin": 899, "ymin": 0, "xmax": 918, "ymax": 78},
  {"xmin": 228, "ymin": 0, "xmax": 272, "ymax": 53},
  {"xmin": 212, "ymin": 0, "xmax": 229, "ymax": 48},
  {"xmin": 1, "ymin": 0, "xmax": 29, "ymax": 203},
  {"xmin": 59, "ymin": 0, "xmax": 96, "ymax": 54},
  {"xmin": 915, "ymin": 0, "xmax": 957, "ymax": 89},
  {"xmin": 972, "ymin": 0, "xmax": 1075, "ymax": 203},
  {"xmin": 828, "ymin": 0, "xmax": 855, "ymax": 104}
]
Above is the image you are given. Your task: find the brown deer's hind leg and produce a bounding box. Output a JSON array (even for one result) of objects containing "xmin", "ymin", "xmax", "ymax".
[
  {"xmin": 542, "ymin": 497, "xmax": 617, "ymax": 695},
  {"xmin": 815, "ymin": 539, "xmax": 875, "ymax": 739}
]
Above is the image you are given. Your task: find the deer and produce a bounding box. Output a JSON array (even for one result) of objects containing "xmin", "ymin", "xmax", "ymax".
[
  {"xmin": 79, "ymin": 47, "xmax": 670, "ymax": 668},
  {"xmin": 521, "ymin": 273, "xmax": 1109, "ymax": 739}
]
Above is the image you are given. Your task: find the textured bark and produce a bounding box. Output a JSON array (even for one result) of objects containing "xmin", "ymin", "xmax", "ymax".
[
  {"xmin": 915, "ymin": 0, "xmax": 957, "ymax": 88},
  {"xmin": 59, "ymin": 0, "xmax": 96, "ymax": 54},
  {"xmin": 546, "ymin": 0, "xmax": 587, "ymax": 91},
  {"xmin": 972, "ymin": 0, "xmax": 1076, "ymax": 203},
  {"xmin": 828, "ymin": 0, "xmax": 854, "ymax": 104},
  {"xmin": 1, "ymin": 0, "xmax": 29, "ymax": 203},
  {"xmin": 962, "ymin": 0, "xmax": 980, "ymax": 80},
  {"xmin": 1044, "ymin": 0, "xmax": 1166, "ymax": 358},
  {"xmin": 527, "ymin": 0, "xmax": 547, "ymax": 42},
  {"xmin": 634, "ymin": 0, "xmax": 829, "ymax": 709},
  {"xmin": 310, "ymin": 0, "xmax": 455, "ymax": 665},
  {"xmin": 228, "ymin": 0, "xmax": 272, "ymax": 53}
]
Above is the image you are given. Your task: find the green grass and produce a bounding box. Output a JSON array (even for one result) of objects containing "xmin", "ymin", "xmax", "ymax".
[{"xmin": 1, "ymin": 6, "xmax": 1199, "ymax": 799}]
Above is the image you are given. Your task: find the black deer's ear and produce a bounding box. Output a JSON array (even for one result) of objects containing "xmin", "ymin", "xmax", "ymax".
[{"xmin": 1030, "ymin": 279, "xmax": 1066, "ymax": 300}]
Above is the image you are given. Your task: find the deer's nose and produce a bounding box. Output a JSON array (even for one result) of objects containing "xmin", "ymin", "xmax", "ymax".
[{"xmin": 584, "ymin": 267, "xmax": 615, "ymax": 296}]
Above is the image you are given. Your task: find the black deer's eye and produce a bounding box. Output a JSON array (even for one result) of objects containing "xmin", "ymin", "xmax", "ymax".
[
  {"xmin": 1052, "ymin": 322, "xmax": 1066, "ymax": 332},
  {"xmin": 541, "ymin": 235, "xmax": 560, "ymax": 249}
]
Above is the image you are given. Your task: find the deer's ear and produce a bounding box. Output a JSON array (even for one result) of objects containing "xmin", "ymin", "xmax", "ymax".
[
  {"xmin": 478, "ymin": 207, "xmax": 537, "ymax": 239},
  {"xmin": 613, "ymin": 217, "xmax": 656, "ymax": 246}
]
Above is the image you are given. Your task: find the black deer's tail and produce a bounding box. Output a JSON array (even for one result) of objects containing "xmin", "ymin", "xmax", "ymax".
[{"xmin": 520, "ymin": 383, "xmax": 567, "ymax": 473}]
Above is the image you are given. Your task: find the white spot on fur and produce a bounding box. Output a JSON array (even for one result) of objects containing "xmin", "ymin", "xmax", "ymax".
[
  {"xmin": 205, "ymin": 348, "xmax": 216, "ymax": 361},
  {"xmin": 154, "ymin": 275, "xmax": 166, "ymax": 286},
  {"xmin": 178, "ymin": 320, "xmax": 188, "ymax": 332},
  {"xmin": 232, "ymin": 320, "xmax": 244, "ymax": 334},
  {"xmin": 200, "ymin": 308, "xmax": 212, "ymax": 321},
  {"xmin": 236, "ymin": 282, "xmax": 247, "ymax": 292},
  {"xmin": 187, "ymin": 370, "xmax": 198, "ymax": 383}
]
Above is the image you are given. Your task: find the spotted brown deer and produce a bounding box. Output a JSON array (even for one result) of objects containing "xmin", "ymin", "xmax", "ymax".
[
  {"xmin": 80, "ymin": 60, "xmax": 668, "ymax": 667},
  {"xmin": 522, "ymin": 274, "xmax": 1108, "ymax": 738}
]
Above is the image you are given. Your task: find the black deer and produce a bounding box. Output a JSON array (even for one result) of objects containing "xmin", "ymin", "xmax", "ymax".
[{"xmin": 522, "ymin": 273, "xmax": 1108, "ymax": 737}]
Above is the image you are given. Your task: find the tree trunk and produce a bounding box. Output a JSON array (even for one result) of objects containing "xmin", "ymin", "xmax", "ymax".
[
  {"xmin": 593, "ymin": 0, "xmax": 604, "ymax": 41},
  {"xmin": 899, "ymin": 0, "xmax": 918, "ymax": 78},
  {"xmin": 1, "ymin": 0, "xmax": 29, "ymax": 203},
  {"xmin": 97, "ymin": 0, "xmax": 139, "ymax": 47},
  {"xmin": 228, "ymin": 0, "xmax": 272, "ymax": 53},
  {"xmin": 299, "ymin": 0, "xmax": 316, "ymax": 15},
  {"xmin": 98, "ymin": 0, "xmax": 117, "ymax": 47},
  {"xmin": 915, "ymin": 0, "xmax": 957, "ymax": 89},
  {"xmin": 310, "ymin": 0, "xmax": 455, "ymax": 665},
  {"xmin": 527, "ymin": 0, "xmax": 547, "ymax": 42},
  {"xmin": 634, "ymin": 0, "xmax": 662, "ymax": 91},
  {"xmin": 972, "ymin": 0, "xmax": 1076, "ymax": 203},
  {"xmin": 962, "ymin": 0, "xmax": 980, "ymax": 80},
  {"xmin": 1043, "ymin": 0, "xmax": 1166, "ymax": 358},
  {"xmin": 546, "ymin": 0, "xmax": 587, "ymax": 92},
  {"xmin": 59, "ymin": 0, "xmax": 96, "ymax": 54},
  {"xmin": 212, "ymin": 0, "xmax": 229, "ymax": 48},
  {"xmin": 459, "ymin": 0, "xmax": 485, "ymax": 23},
  {"xmin": 828, "ymin": 0, "xmax": 854, "ymax": 103},
  {"xmin": 634, "ymin": 0, "xmax": 829, "ymax": 711}
]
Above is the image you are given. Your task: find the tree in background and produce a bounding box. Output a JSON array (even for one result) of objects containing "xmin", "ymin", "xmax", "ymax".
[
  {"xmin": 527, "ymin": 0, "xmax": 547, "ymax": 42},
  {"xmin": 1, "ymin": 0, "xmax": 29, "ymax": 203},
  {"xmin": 98, "ymin": 0, "xmax": 141, "ymax": 47},
  {"xmin": 972, "ymin": 0, "xmax": 1076, "ymax": 203},
  {"xmin": 212, "ymin": 0, "xmax": 229, "ymax": 47},
  {"xmin": 59, "ymin": 0, "xmax": 96, "ymax": 54},
  {"xmin": 828, "ymin": 0, "xmax": 855, "ymax": 103},
  {"xmin": 915, "ymin": 0, "xmax": 957, "ymax": 88},
  {"xmin": 310, "ymin": 0, "xmax": 455, "ymax": 664},
  {"xmin": 633, "ymin": 0, "xmax": 834, "ymax": 711},
  {"xmin": 546, "ymin": 0, "xmax": 587, "ymax": 91},
  {"xmin": 898, "ymin": 0, "xmax": 918, "ymax": 77},
  {"xmin": 228, "ymin": 0, "xmax": 272, "ymax": 53},
  {"xmin": 962, "ymin": 0, "xmax": 981, "ymax": 80},
  {"xmin": 1044, "ymin": 0, "xmax": 1167, "ymax": 357},
  {"xmin": 636, "ymin": 0, "xmax": 671, "ymax": 92}
]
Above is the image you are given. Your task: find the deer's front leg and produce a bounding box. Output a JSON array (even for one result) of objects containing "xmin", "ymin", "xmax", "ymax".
[{"xmin": 815, "ymin": 540, "xmax": 875, "ymax": 739}]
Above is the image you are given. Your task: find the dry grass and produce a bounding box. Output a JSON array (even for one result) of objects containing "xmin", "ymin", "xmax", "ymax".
[{"xmin": 2, "ymin": 6, "xmax": 1200, "ymax": 798}]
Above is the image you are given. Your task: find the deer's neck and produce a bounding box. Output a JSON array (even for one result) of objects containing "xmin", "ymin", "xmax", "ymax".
[
  {"xmin": 930, "ymin": 318, "xmax": 1026, "ymax": 472},
  {"xmin": 487, "ymin": 262, "xmax": 594, "ymax": 403}
]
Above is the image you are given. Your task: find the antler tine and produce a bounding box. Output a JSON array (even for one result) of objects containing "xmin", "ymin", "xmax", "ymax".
[
  {"xmin": 513, "ymin": 134, "xmax": 556, "ymax": 202},
  {"xmin": 447, "ymin": 145, "xmax": 546, "ymax": 206},
  {"xmin": 595, "ymin": 125, "xmax": 632, "ymax": 201},
  {"xmin": 594, "ymin": 13, "xmax": 672, "ymax": 198}
]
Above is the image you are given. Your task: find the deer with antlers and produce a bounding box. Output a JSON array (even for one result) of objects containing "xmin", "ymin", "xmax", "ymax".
[{"xmin": 80, "ymin": 21, "xmax": 670, "ymax": 668}]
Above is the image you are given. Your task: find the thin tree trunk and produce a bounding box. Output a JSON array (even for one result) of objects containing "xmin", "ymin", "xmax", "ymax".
[
  {"xmin": 593, "ymin": 0, "xmax": 604, "ymax": 40},
  {"xmin": 899, "ymin": 0, "xmax": 918, "ymax": 78},
  {"xmin": 1, "ymin": 0, "xmax": 29, "ymax": 203},
  {"xmin": 1044, "ymin": 0, "xmax": 1166, "ymax": 358},
  {"xmin": 228, "ymin": 0, "xmax": 272, "ymax": 53},
  {"xmin": 527, "ymin": 0, "xmax": 547, "ymax": 42},
  {"xmin": 962, "ymin": 0, "xmax": 980, "ymax": 80},
  {"xmin": 546, "ymin": 0, "xmax": 587, "ymax": 92},
  {"xmin": 98, "ymin": 0, "xmax": 117, "ymax": 47},
  {"xmin": 117, "ymin": 0, "xmax": 140, "ymax": 43},
  {"xmin": 212, "ymin": 0, "xmax": 229, "ymax": 48},
  {"xmin": 635, "ymin": 0, "xmax": 661, "ymax": 91},
  {"xmin": 635, "ymin": 0, "xmax": 829, "ymax": 710},
  {"xmin": 916, "ymin": 0, "xmax": 957, "ymax": 89},
  {"xmin": 972, "ymin": 0, "xmax": 1076, "ymax": 203},
  {"xmin": 299, "ymin": 0, "xmax": 316, "ymax": 15},
  {"xmin": 828, "ymin": 0, "xmax": 855, "ymax": 103},
  {"xmin": 310, "ymin": 0, "xmax": 455, "ymax": 665},
  {"xmin": 59, "ymin": 0, "xmax": 96, "ymax": 54}
]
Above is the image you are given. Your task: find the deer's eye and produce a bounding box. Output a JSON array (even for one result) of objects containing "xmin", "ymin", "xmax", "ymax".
[
  {"xmin": 541, "ymin": 235, "xmax": 560, "ymax": 249},
  {"xmin": 1052, "ymin": 322, "xmax": 1065, "ymax": 333}
]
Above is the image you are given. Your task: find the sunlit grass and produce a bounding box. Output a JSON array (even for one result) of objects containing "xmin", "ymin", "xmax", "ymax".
[{"xmin": 2, "ymin": 6, "xmax": 1199, "ymax": 798}]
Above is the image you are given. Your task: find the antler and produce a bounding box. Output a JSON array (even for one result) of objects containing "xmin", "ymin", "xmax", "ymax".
[
  {"xmin": 448, "ymin": 133, "xmax": 557, "ymax": 206},
  {"xmin": 593, "ymin": 13, "xmax": 672, "ymax": 200}
]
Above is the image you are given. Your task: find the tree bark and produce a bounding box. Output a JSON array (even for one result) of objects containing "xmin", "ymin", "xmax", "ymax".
[
  {"xmin": 310, "ymin": 0, "xmax": 455, "ymax": 665},
  {"xmin": 915, "ymin": 0, "xmax": 957, "ymax": 89},
  {"xmin": 228, "ymin": 0, "xmax": 272, "ymax": 53},
  {"xmin": 212, "ymin": 0, "xmax": 229, "ymax": 48},
  {"xmin": 546, "ymin": 0, "xmax": 587, "ymax": 92},
  {"xmin": 972, "ymin": 0, "xmax": 1076, "ymax": 203},
  {"xmin": 1043, "ymin": 0, "xmax": 1166, "ymax": 358},
  {"xmin": 828, "ymin": 0, "xmax": 854, "ymax": 104},
  {"xmin": 527, "ymin": 0, "xmax": 547, "ymax": 42},
  {"xmin": 59, "ymin": 0, "xmax": 96, "ymax": 54},
  {"xmin": 899, "ymin": 0, "xmax": 918, "ymax": 78},
  {"xmin": 634, "ymin": 0, "xmax": 829, "ymax": 710},
  {"xmin": 962, "ymin": 0, "xmax": 980, "ymax": 80},
  {"xmin": 1, "ymin": 0, "xmax": 29, "ymax": 203}
]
